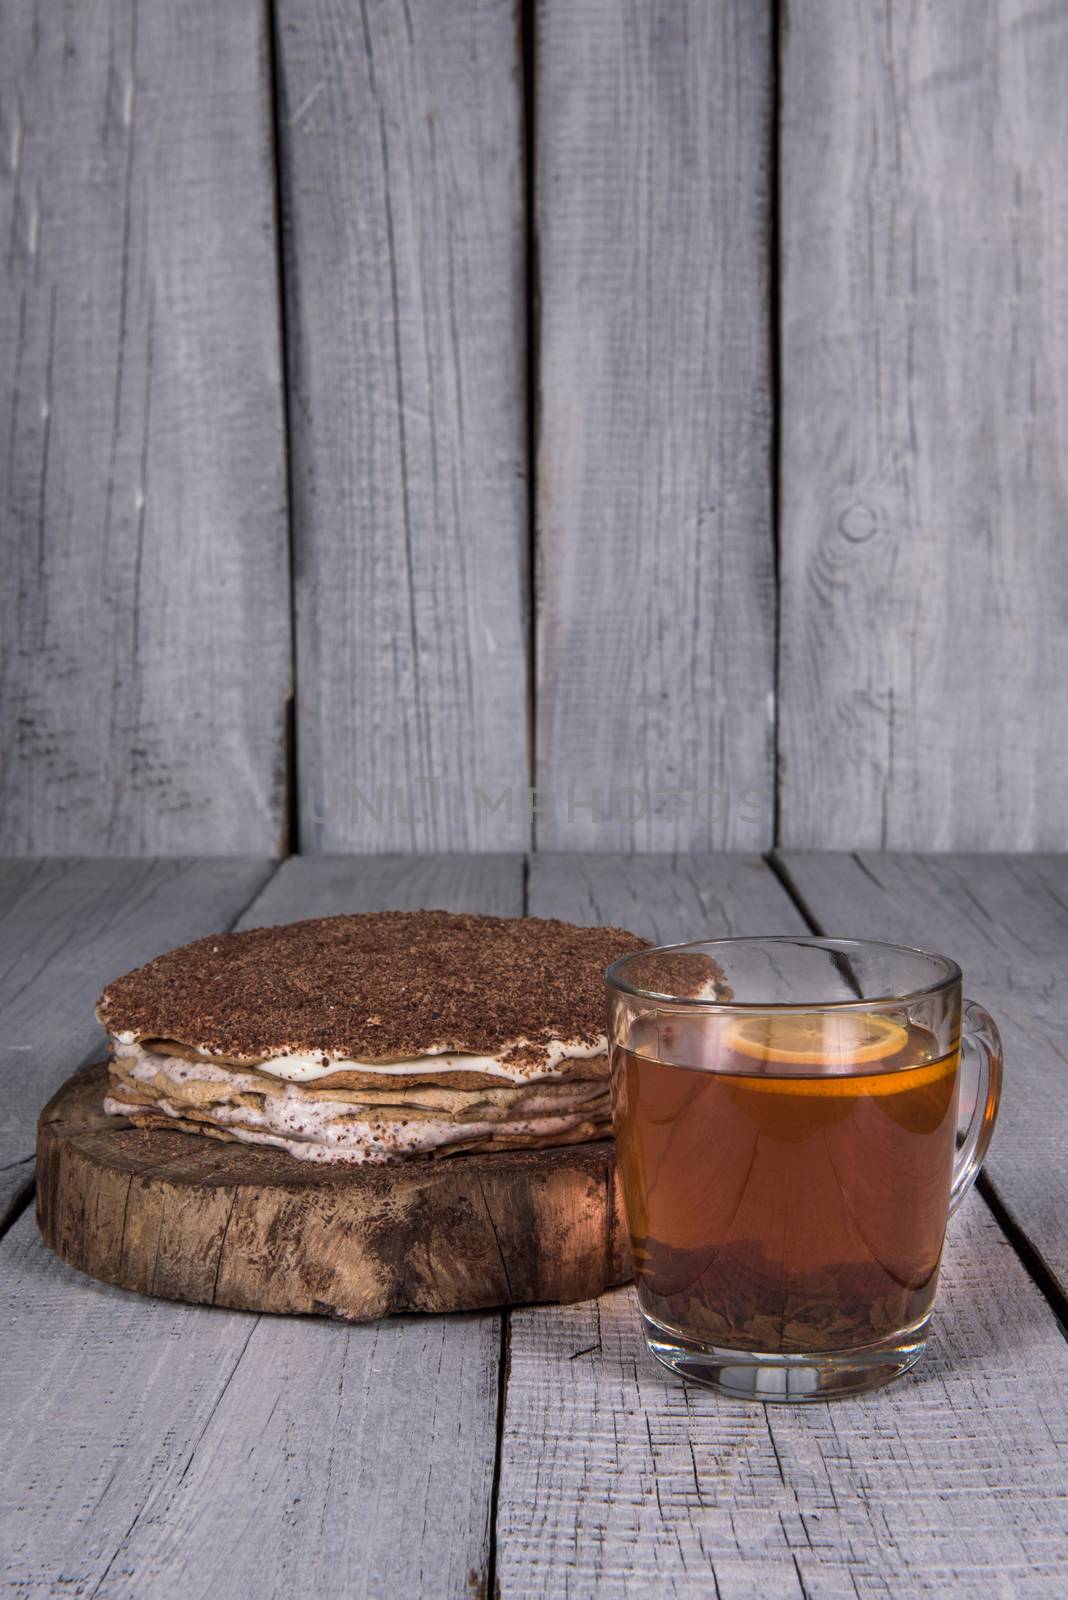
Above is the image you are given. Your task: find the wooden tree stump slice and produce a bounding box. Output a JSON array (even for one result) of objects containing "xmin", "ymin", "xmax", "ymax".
[{"xmin": 36, "ymin": 1064, "xmax": 633, "ymax": 1321}]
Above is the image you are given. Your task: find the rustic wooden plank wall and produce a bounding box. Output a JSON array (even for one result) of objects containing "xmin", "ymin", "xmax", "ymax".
[
  {"xmin": 274, "ymin": 0, "xmax": 530, "ymax": 853},
  {"xmin": 778, "ymin": 0, "xmax": 1068, "ymax": 849},
  {"xmin": 3, "ymin": 0, "xmax": 1067, "ymax": 854},
  {"xmin": 0, "ymin": 0, "xmax": 291, "ymax": 855},
  {"xmin": 532, "ymin": 0, "xmax": 776, "ymax": 851}
]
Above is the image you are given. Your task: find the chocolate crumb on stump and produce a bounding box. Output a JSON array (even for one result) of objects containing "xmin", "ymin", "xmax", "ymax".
[{"xmin": 97, "ymin": 911, "xmax": 647, "ymax": 1165}]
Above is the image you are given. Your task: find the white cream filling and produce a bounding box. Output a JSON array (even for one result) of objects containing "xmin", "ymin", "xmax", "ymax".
[
  {"xmin": 104, "ymin": 1050, "xmax": 608, "ymax": 1165},
  {"xmin": 110, "ymin": 1031, "xmax": 608, "ymax": 1084},
  {"xmin": 112, "ymin": 1047, "xmax": 606, "ymax": 1114},
  {"xmin": 102, "ymin": 1093, "xmax": 602, "ymax": 1165}
]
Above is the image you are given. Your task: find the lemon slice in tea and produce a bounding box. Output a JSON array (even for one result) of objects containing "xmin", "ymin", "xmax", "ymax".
[{"xmin": 725, "ymin": 1011, "xmax": 908, "ymax": 1070}]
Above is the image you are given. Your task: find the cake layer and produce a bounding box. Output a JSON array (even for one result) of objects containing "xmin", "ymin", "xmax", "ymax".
[
  {"xmin": 112, "ymin": 1033, "xmax": 610, "ymax": 1089},
  {"xmin": 104, "ymin": 1100, "xmax": 611, "ymax": 1163},
  {"xmin": 98, "ymin": 909, "xmax": 644, "ymax": 1163},
  {"xmin": 97, "ymin": 910, "xmax": 646, "ymax": 1074},
  {"xmin": 105, "ymin": 1047, "xmax": 612, "ymax": 1163}
]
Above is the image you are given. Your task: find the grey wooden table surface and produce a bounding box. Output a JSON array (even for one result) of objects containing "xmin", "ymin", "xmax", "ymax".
[{"xmin": 3, "ymin": 851, "xmax": 1068, "ymax": 1599}]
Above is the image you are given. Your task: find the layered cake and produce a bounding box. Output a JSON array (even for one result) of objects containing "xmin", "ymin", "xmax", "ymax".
[{"xmin": 98, "ymin": 910, "xmax": 646, "ymax": 1165}]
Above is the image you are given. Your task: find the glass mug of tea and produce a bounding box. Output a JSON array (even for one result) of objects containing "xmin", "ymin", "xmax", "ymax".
[{"xmin": 605, "ymin": 937, "xmax": 1002, "ymax": 1402}]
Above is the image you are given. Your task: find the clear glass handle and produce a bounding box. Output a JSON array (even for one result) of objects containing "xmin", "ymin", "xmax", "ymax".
[{"xmin": 949, "ymin": 998, "xmax": 1004, "ymax": 1216}]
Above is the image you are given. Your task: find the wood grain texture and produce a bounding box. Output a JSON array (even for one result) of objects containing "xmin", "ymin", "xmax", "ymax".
[
  {"xmin": 1, "ymin": 1209, "xmax": 500, "ymax": 1600},
  {"xmin": 778, "ymin": 0, "xmax": 1068, "ymax": 849},
  {"xmin": 0, "ymin": 0, "xmax": 290, "ymax": 854},
  {"xmin": 500, "ymin": 852, "xmax": 1068, "ymax": 1594},
  {"xmin": 275, "ymin": 0, "xmax": 529, "ymax": 853},
  {"xmin": 38, "ymin": 1063, "xmax": 629, "ymax": 1318},
  {"xmin": 0, "ymin": 857, "xmax": 274, "ymax": 1227},
  {"xmin": 497, "ymin": 1200, "xmax": 1068, "ymax": 1599},
  {"xmin": 528, "ymin": 852, "xmax": 808, "ymax": 943},
  {"xmin": 34, "ymin": 854, "xmax": 623, "ymax": 1320},
  {"xmin": 243, "ymin": 850, "xmax": 524, "ymax": 924},
  {"xmin": 779, "ymin": 852, "xmax": 1068, "ymax": 987},
  {"xmin": 533, "ymin": 0, "xmax": 776, "ymax": 851},
  {"xmin": 780, "ymin": 850, "xmax": 1068, "ymax": 1302},
  {"xmin": 7, "ymin": 855, "xmax": 524, "ymax": 1598}
]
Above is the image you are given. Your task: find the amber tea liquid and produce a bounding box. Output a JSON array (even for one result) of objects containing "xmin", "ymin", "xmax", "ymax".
[{"xmin": 612, "ymin": 1014, "xmax": 960, "ymax": 1354}]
